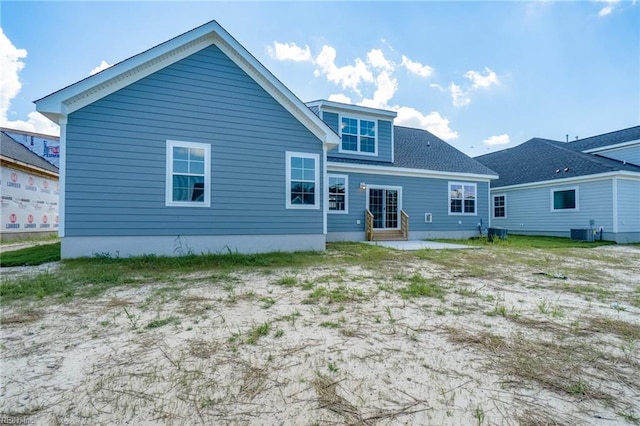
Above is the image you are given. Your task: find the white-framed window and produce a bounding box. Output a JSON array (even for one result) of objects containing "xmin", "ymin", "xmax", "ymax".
[
  {"xmin": 493, "ymin": 194, "xmax": 506, "ymax": 218},
  {"xmin": 551, "ymin": 187, "xmax": 578, "ymax": 211},
  {"xmin": 286, "ymin": 152, "xmax": 320, "ymax": 209},
  {"xmin": 339, "ymin": 116, "xmax": 377, "ymax": 155},
  {"xmin": 166, "ymin": 140, "xmax": 210, "ymax": 207},
  {"xmin": 328, "ymin": 174, "xmax": 348, "ymax": 214},
  {"xmin": 449, "ymin": 182, "xmax": 476, "ymax": 215}
]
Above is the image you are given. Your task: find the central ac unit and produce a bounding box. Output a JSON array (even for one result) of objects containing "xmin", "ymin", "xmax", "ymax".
[{"xmin": 570, "ymin": 228, "xmax": 594, "ymax": 242}]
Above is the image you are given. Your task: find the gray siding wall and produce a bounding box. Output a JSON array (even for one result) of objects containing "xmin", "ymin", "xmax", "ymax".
[
  {"xmin": 617, "ymin": 178, "xmax": 640, "ymax": 233},
  {"xmin": 322, "ymin": 112, "xmax": 393, "ymax": 163},
  {"xmin": 595, "ymin": 145, "xmax": 640, "ymax": 166},
  {"xmin": 490, "ymin": 179, "xmax": 614, "ymax": 234},
  {"xmin": 65, "ymin": 44, "xmax": 323, "ymax": 237},
  {"xmin": 327, "ymin": 172, "xmax": 489, "ymax": 233}
]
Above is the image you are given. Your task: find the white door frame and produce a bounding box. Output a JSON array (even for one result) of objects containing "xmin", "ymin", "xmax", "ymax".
[{"xmin": 366, "ymin": 185, "xmax": 403, "ymax": 230}]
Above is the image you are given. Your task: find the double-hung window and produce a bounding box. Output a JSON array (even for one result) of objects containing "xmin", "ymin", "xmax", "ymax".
[
  {"xmin": 328, "ymin": 174, "xmax": 348, "ymax": 213},
  {"xmin": 166, "ymin": 140, "xmax": 210, "ymax": 207},
  {"xmin": 286, "ymin": 152, "xmax": 320, "ymax": 209},
  {"xmin": 449, "ymin": 182, "xmax": 476, "ymax": 215},
  {"xmin": 340, "ymin": 117, "xmax": 376, "ymax": 154},
  {"xmin": 493, "ymin": 195, "xmax": 506, "ymax": 218}
]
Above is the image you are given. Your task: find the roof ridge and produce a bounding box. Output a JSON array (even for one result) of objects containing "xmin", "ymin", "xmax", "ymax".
[
  {"xmin": 569, "ymin": 125, "xmax": 640, "ymax": 143},
  {"xmin": 541, "ymin": 137, "xmax": 628, "ymax": 171}
]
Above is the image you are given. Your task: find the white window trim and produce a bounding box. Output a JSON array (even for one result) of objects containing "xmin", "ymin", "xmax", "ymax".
[
  {"xmin": 338, "ymin": 114, "xmax": 378, "ymax": 156},
  {"xmin": 550, "ymin": 186, "xmax": 579, "ymax": 212},
  {"xmin": 448, "ymin": 182, "xmax": 477, "ymax": 216},
  {"xmin": 286, "ymin": 151, "xmax": 320, "ymax": 210},
  {"xmin": 328, "ymin": 174, "xmax": 349, "ymax": 214},
  {"xmin": 492, "ymin": 194, "xmax": 507, "ymax": 219},
  {"xmin": 165, "ymin": 140, "xmax": 211, "ymax": 208}
]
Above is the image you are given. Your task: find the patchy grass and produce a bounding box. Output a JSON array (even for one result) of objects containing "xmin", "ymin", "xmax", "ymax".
[
  {"xmin": 398, "ymin": 273, "xmax": 445, "ymax": 299},
  {"xmin": 145, "ymin": 316, "xmax": 180, "ymax": 329},
  {"xmin": 0, "ymin": 242, "xmax": 60, "ymax": 267},
  {"xmin": 1, "ymin": 239, "xmax": 638, "ymax": 425},
  {"xmin": 437, "ymin": 234, "xmax": 617, "ymax": 249}
]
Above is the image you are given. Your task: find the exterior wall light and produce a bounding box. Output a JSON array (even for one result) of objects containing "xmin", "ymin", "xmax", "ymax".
[{"xmin": 360, "ymin": 182, "xmax": 366, "ymax": 190}]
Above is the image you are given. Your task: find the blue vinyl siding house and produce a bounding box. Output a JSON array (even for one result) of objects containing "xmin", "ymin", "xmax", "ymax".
[
  {"xmin": 35, "ymin": 21, "xmax": 497, "ymax": 258},
  {"xmin": 476, "ymin": 127, "xmax": 640, "ymax": 243}
]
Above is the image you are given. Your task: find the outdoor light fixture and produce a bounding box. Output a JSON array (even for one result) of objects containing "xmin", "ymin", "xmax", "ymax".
[{"xmin": 360, "ymin": 182, "xmax": 366, "ymax": 190}]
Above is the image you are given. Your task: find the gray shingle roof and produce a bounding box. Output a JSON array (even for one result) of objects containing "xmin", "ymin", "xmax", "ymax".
[
  {"xmin": 567, "ymin": 126, "xmax": 640, "ymax": 152},
  {"xmin": 474, "ymin": 137, "xmax": 640, "ymax": 188},
  {"xmin": 329, "ymin": 125, "xmax": 497, "ymax": 176},
  {"xmin": 0, "ymin": 131, "xmax": 59, "ymax": 174}
]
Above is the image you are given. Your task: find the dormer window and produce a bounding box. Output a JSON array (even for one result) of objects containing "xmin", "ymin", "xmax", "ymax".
[{"xmin": 340, "ymin": 117, "xmax": 377, "ymax": 155}]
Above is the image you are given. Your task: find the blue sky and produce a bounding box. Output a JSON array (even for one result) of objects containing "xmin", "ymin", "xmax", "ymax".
[{"xmin": 1, "ymin": 1, "xmax": 638, "ymax": 156}]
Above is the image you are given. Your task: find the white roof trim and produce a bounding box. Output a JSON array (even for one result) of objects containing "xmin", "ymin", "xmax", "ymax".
[
  {"xmin": 582, "ymin": 139, "xmax": 640, "ymax": 154},
  {"xmin": 328, "ymin": 161, "xmax": 497, "ymax": 181},
  {"xmin": 306, "ymin": 99, "xmax": 397, "ymax": 119},
  {"xmin": 35, "ymin": 21, "xmax": 339, "ymax": 148},
  {"xmin": 492, "ymin": 170, "xmax": 640, "ymax": 191}
]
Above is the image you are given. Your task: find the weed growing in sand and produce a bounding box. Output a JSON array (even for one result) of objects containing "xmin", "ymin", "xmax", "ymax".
[
  {"xmin": 538, "ymin": 299, "xmax": 564, "ymax": 318},
  {"xmin": 123, "ymin": 307, "xmax": 140, "ymax": 329},
  {"xmin": 260, "ymin": 296, "xmax": 276, "ymax": 309},
  {"xmin": 247, "ymin": 322, "xmax": 271, "ymax": 344},
  {"xmin": 320, "ymin": 321, "xmax": 340, "ymax": 329},
  {"xmin": 474, "ymin": 405, "xmax": 485, "ymax": 425},
  {"xmin": 399, "ymin": 274, "xmax": 444, "ymax": 300},
  {"xmin": 566, "ymin": 377, "xmax": 588, "ymax": 396},
  {"xmin": 302, "ymin": 285, "xmax": 365, "ymax": 304},
  {"xmin": 273, "ymin": 276, "xmax": 298, "ymax": 287},
  {"xmin": 145, "ymin": 316, "xmax": 180, "ymax": 329}
]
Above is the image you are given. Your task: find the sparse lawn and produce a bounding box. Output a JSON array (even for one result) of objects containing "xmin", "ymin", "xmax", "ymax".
[
  {"xmin": 0, "ymin": 242, "xmax": 61, "ymax": 267},
  {"xmin": 1, "ymin": 238, "xmax": 639, "ymax": 425},
  {"xmin": 436, "ymin": 234, "xmax": 617, "ymax": 249}
]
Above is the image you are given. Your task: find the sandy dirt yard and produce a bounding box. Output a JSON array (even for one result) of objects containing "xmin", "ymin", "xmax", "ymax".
[{"xmin": 1, "ymin": 243, "xmax": 639, "ymax": 425}]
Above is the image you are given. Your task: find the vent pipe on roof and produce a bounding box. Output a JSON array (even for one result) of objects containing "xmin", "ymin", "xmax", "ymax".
[
  {"xmin": 566, "ymin": 134, "xmax": 569, "ymax": 143},
  {"xmin": 575, "ymin": 136, "xmax": 578, "ymax": 141}
]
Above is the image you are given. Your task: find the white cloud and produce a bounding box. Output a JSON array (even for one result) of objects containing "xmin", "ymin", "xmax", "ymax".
[
  {"xmin": 3, "ymin": 111, "xmax": 60, "ymax": 136},
  {"xmin": 327, "ymin": 93, "xmax": 352, "ymax": 104},
  {"xmin": 89, "ymin": 60, "xmax": 113, "ymax": 75},
  {"xmin": 597, "ymin": 0, "xmax": 619, "ymax": 16},
  {"xmin": 0, "ymin": 28, "xmax": 27, "ymax": 125},
  {"xmin": 394, "ymin": 106, "xmax": 458, "ymax": 141},
  {"xmin": 0, "ymin": 28, "xmax": 59, "ymax": 136},
  {"xmin": 464, "ymin": 67, "xmax": 499, "ymax": 89},
  {"xmin": 281, "ymin": 41, "xmax": 457, "ymax": 141},
  {"xmin": 366, "ymin": 49, "xmax": 394, "ymax": 72},
  {"xmin": 401, "ymin": 55, "xmax": 434, "ymax": 79},
  {"xmin": 449, "ymin": 82, "xmax": 471, "ymax": 107},
  {"xmin": 359, "ymin": 71, "xmax": 397, "ymax": 109},
  {"xmin": 267, "ymin": 41, "xmax": 312, "ymax": 62},
  {"xmin": 314, "ymin": 45, "xmax": 374, "ymax": 92},
  {"xmin": 483, "ymin": 134, "xmax": 510, "ymax": 146}
]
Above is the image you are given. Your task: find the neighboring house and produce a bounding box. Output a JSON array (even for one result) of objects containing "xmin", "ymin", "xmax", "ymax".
[
  {"xmin": 475, "ymin": 126, "xmax": 640, "ymax": 243},
  {"xmin": 0, "ymin": 129, "xmax": 60, "ymax": 241},
  {"xmin": 34, "ymin": 20, "xmax": 496, "ymax": 258},
  {"xmin": 2, "ymin": 128, "xmax": 61, "ymax": 168}
]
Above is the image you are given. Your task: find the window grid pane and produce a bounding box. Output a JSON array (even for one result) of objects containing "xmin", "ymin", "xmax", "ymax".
[
  {"xmin": 494, "ymin": 196, "xmax": 505, "ymax": 218},
  {"xmin": 450, "ymin": 183, "xmax": 475, "ymax": 214},
  {"xmin": 290, "ymin": 156, "xmax": 316, "ymax": 206},
  {"xmin": 328, "ymin": 177, "xmax": 346, "ymax": 211},
  {"xmin": 341, "ymin": 117, "xmax": 376, "ymax": 153},
  {"xmin": 171, "ymin": 144, "xmax": 208, "ymax": 204}
]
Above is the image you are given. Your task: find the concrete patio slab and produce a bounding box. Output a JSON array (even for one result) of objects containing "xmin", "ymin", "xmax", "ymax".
[{"xmin": 363, "ymin": 240, "xmax": 473, "ymax": 250}]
